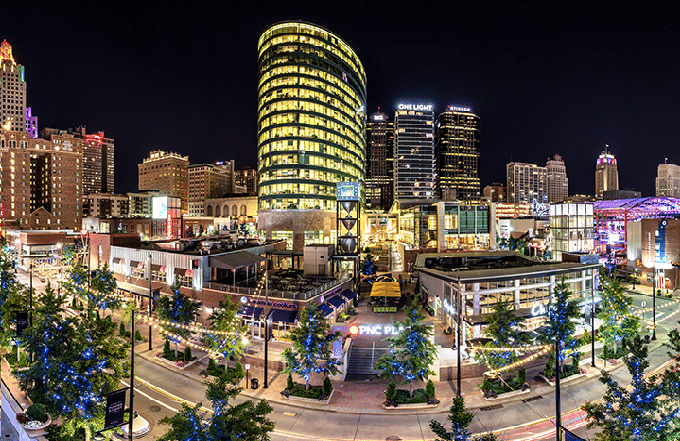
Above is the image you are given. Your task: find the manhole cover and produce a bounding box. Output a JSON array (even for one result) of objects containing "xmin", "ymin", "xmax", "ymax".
[{"xmin": 149, "ymin": 405, "xmax": 162, "ymax": 412}]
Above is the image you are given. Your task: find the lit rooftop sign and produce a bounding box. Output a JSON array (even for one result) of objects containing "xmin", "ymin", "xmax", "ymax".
[
  {"xmin": 397, "ymin": 103, "xmax": 433, "ymax": 112},
  {"xmin": 448, "ymin": 106, "xmax": 471, "ymax": 112}
]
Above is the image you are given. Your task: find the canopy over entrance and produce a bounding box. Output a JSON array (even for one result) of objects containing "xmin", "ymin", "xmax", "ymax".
[
  {"xmin": 209, "ymin": 251, "xmax": 265, "ymax": 270},
  {"xmin": 370, "ymin": 281, "xmax": 401, "ymax": 297}
]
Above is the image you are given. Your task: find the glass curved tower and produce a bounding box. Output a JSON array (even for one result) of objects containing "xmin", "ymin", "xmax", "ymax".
[{"xmin": 257, "ymin": 22, "xmax": 367, "ymax": 249}]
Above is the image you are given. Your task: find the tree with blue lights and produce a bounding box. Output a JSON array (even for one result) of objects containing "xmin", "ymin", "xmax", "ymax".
[
  {"xmin": 597, "ymin": 270, "xmax": 640, "ymax": 359},
  {"xmin": 360, "ymin": 252, "xmax": 377, "ymax": 275},
  {"xmin": 157, "ymin": 276, "xmax": 201, "ymax": 358},
  {"xmin": 61, "ymin": 245, "xmax": 119, "ymax": 314},
  {"xmin": 14, "ymin": 282, "xmax": 130, "ymax": 439},
  {"xmin": 536, "ymin": 281, "xmax": 581, "ymax": 376},
  {"xmin": 429, "ymin": 396, "xmax": 474, "ymax": 440},
  {"xmin": 583, "ymin": 336, "xmax": 680, "ymax": 440},
  {"xmin": 0, "ymin": 236, "xmax": 28, "ymax": 348},
  {"xmin": 282, "ymin": 304, "xmax": 342, "ymax": 391},
  {"xmin": 158, "ymin": 372, "xmax": 274, "ymax": 441},
  {"xmin": 375, "ymin": 305, "xmax": 437, "ymax": 394},
  {"xmin": 203, "ymin": 299, "xmax": 248, "ymax": 365},
  {"xmin": 475, "ymin": 301, "xmax": 529, "ymax": 372}
]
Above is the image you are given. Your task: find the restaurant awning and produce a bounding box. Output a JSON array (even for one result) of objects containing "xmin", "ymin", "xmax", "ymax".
[
  {"xmin": 112, "ymin": 257, "xmax": 121, "ymax": 264},
  {"xmin": 340, "ymin": 289, "xmax": 357, "ymax": 301},
  {"xmin": 327, "ymin": 295, "xmax": 346, "ymax": 309},
  {"xmin": 116, "ymin": 281, "xmax": 160, "ymax": 298},
  {"xmin": 319, "ymin": 304, "xmax": 334, "ymax": 316},
  {"xmin": 209, "ymin": 251, "xmax": 265, "ymax": 270},
  {"xmin": 370, "ymin": 281, "xmax": 401, "ymax": 297},
  {"xmin": 130, "ymin": 261, "xmax": 140, "ymax": 269},
  {"xmin": 269, "ymin": 308, "xmax": 298, "ymax": 323}
]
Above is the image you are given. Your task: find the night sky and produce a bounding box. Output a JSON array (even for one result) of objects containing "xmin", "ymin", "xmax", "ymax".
[{"xmin": 4, "ymin": 1, "xmax": 679, "ymax": 197}]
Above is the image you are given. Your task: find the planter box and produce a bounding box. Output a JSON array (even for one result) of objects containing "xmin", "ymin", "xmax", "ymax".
[
  {"xmin": 281, "ymin": 389, "xmax": 334, "ymax": 405},
  {"xmin": 22, "ymin": 414, "xmax": 52, "ymax": 431},
  {"xmin": 538, "ymin": 372, "xmax": 586, "ymax": 387},
  {"xmin": 154, "ymin": 354, "xmax": 200, "ymax": 370},
  {"xmin": 382, "ymin": 401, "xmax": 439, "ymax": 410},
  {"xmin": 479, "ymin": 387, "xmax": 531, "ymax": 401}
]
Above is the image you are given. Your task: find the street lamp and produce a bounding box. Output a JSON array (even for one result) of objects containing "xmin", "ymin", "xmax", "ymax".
[
  {"xmin": 56, "ymin": 242, "xmax": 62, "ymax": 298},
  {"xmin": 147, "ymin": 254, "xmax": 153, "ymax": 351},
  {"xmin": 652, "ymin": 262, "xmax": 673, "ymax": 341}
]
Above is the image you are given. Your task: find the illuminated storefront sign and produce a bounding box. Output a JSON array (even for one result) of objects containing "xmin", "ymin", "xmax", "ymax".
[
  {"xmin": 531, "ymin": 303, "xmax": 547, "ymax": 317},
  {"xmin": 348, "ymin": 324, "xmax": 405, "ymax": 335},
  {"xmin": 442, "ymin": 298, "xmax": 456, "ymax": 315},
  {"xmin": 397, "ymin": 103, "xmax": 433, "ymax": 112}
]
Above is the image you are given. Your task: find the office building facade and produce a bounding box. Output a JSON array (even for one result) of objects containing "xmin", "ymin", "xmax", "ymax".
[
  {"xmin": 546, "ymin": 154, "xmax": 568, "ymax": 203},
  {"xmin": 256, "ymin": 21, "xmax": 367, "ymax": 250},
  {"xmin": 506, "ymin": 162, "xmax": 548, "ymax": 204},
  {"xmin": 366, "ymin": 110, "xmax": 394, "ymax": 210},
  {"xmin": 235, "ymin": 166, "xmax": 258, "ymax": 195},
  {"xmin": 138, "ymin": 151, "xmax": 189, "ymax": 212},
  {"xmin": 595, "ymin": 149, "xmax": 618, "ymax": 199},
  {"xmin": 656, "ymin": 163, "xmax": 680, "ymax": 198},
  {"xmin": 435, "ymin": 106, "xmax": 480, "ymax": 201},
  {"xmin": 394, "ymin": 104, "xmax": 435, "ymax": 202}
]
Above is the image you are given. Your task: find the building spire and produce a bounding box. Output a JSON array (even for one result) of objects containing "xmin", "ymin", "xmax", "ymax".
[{"xmin": 0, "ymin": 39, "xmax": 15, "ymax": 64}]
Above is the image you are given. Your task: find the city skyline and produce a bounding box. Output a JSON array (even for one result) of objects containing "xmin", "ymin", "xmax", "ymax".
[{"xmin": 3, "ymin": 1, "xmax": 679, "ymax": 197}]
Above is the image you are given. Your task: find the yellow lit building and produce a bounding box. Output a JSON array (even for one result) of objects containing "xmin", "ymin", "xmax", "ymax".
[{"xmin": 256, "ymin": 22, "xmax": 367, "ymax": 250}]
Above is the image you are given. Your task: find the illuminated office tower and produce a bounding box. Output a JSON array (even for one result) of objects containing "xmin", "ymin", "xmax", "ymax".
[
  {"xmin": 506, "ymin": 162, "xmax": 547, "ymax": 204},
  {"xmin": 138, "ymin": 151, "xmax": 189, "ymax": 212},
  {"xmin": 656, "ymin": 163, "xmax": 680, "ymax": 197},
  {"xmin": 366, "ymin": 110, "xmax": 394, "ymax": 210},
  {"xmin": 435, "ymin": 106, "xmax": 480, "ymax": 201},
  {"xmin": 0, "ymin": 40, "xmax": 27, "ymax": 132},
  {"xmin": 394, "ymin": 104, "xmax": 435, "ymax": 203},
  {"xmin": 595, "ymin": 147, "xmax": 618, "ymax": 199},
  {"xmin": 257, "ymin": 21, "xmax": 367, "ymax": 250},
  {"xmin": 546, "ymin": 154, "xmax": 568, "ymax": 203}
]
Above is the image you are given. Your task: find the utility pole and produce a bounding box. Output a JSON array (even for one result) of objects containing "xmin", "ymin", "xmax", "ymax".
[{"xmin": 555, "ymin": 340, "xmax": 561, "ymax": 441}]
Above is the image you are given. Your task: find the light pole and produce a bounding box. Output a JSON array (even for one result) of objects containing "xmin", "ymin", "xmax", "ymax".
[
  {"xmin": 652, "ymin": 268, "xmax": 657, "ymax": 340},
  {"xmin": 591, "ymin": 271, "xmax": 596, "ymax": 368},
  {"xmin": 56, "ymin": 243, "xmax": 62, "ymax": 298},
  {"xmin": 264, "ymin": 269, "xmax": 270, "ymax": 388},
  {"xmin": 147, "ymin": 254, "xmax": 153, "ymax": 351},
  {"xmin": 129, "ymin": 307, "xmax": 135, "ymax": 441}
]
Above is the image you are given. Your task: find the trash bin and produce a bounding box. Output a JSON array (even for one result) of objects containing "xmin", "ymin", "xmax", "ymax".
[
  {"xmin": 251, "ymin": 378, "xmax": 259, "ymax": 389},
  {"xmin": 644, "ymin": 334, "xmax": 650, "ymax": 344}
]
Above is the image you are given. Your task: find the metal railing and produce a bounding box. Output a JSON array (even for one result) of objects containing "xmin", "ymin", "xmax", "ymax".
[{"xmin": 205, "ymin": 274, "xmax": 351, "ymax": 300}]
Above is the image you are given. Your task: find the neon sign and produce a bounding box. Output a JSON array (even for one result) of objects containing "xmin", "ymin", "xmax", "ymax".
[{"xmin": 448, "ymin": 106, "xmax": 471, "ymax": 112}]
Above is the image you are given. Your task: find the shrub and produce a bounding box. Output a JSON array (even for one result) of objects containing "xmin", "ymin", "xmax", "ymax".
[
  {"xmin": 394, "ymin": 389, "xmax": 410, "ymax": 404},
  {"xmin": 134, "ymin": 329, "xmax": 144, "ymax": 341},
  {"xmin": 410, "ymin": 389, "xmax": 428, "ymax": 403},
  {"xmin": 426, "ymin": 379, "xmax": 435, "ymax": 398},
  {"xmin": 208, "ymin": 358, "xmax": 217, "ymax": 372},
  {"xmin": 287, "ymin": 373, "xmax": 294, "ymax": 390},
  {"xmin": 18, "ymin": 351, "xmax": 29, "ymax": 368},
  {"xmin": 323, "ymin": 377, "xmax": 333, "ymax": 396},
  {"xmin": 514, "ymin": 366, "xmax": 526, "ymax": 386},
  {"xmin": 26, "ymin": 403, "xmax": 47, "ymax": 423},
  {"xmin": 119, "ymin": 322, "xmax": 127, "ymax": 337},
  {"xmin": 163, "ymin": 340, "xmax": 171, "ymax": 356},
  {"xmin": 385, "ymin": 381, "xmax": 396, "ymax": 401},
  {"xmin": 480, "ymin": 377, "xmax": 494, "ymax": 391},
  {"xmin": 580, "ymin": 331, "xmax": 591, "ymax": 346},
  {"xmin": 233, "ymin": 361, "xmax": 245, "ymax": 379},
  {"xmin": 184, "ymin": 346, "xmax": 192, "ymax": 361}
]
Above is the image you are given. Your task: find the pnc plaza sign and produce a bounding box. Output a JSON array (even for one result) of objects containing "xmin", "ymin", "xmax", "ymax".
[{"xmin": 349, "ymin": 324, "xmax": 405, "ymax": 335}]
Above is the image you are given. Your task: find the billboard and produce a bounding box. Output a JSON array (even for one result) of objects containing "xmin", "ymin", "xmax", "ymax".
[
  {"xmin": 152, "ymin": 196, "xmax": 168, "ymax": 220},
  {"xmin": 336, "ymin": 182, "xmax": 360, "ymax": 201}
]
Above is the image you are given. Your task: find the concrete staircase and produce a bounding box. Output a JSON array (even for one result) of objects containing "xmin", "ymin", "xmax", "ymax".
[
  {"xmin": 390, "ymin": 244, "xmax": 403, "ymax": 272},
  {"xmin": 347, "ymin": 347, "xmax": 391, "ymax": 375}
]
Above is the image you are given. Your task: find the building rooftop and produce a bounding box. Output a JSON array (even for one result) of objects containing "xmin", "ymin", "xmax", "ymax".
[{"xmin": 593, "ymin": 197, "xmax": 680, "ymax": 220}]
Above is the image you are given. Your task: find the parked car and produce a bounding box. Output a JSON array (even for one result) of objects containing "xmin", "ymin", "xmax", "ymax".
[{"xmin": 115, "ymin": 412, "xmax": 150, "ymax": 439}]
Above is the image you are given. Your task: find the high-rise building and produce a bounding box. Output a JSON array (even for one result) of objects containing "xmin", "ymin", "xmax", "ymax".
[
  {"xmin": 656, "ymin": 163, "xmax": 680, "ymax": 197},
  {"xmin": 506, "ymin": 162, "xmax": 548, "ymax": 204},
  {"xmin": 138, "ymin": 151, "xmax": 189, "ymax": 212},
  {"xmin": 0, "ymin": 128, "xmax": 83, "ymax": 230},
  {"xmin": 25, "ymin": 108, "xmax": 38, "ymax": 138},
  {"xmin": 0, "ymin": 40, "xmax": 27, "ymax": 133},
  {"xmin": 435, "ymin": 106, "xmax": 480, "ymax": 201},
  {"xmin": 235, "ymin": 166, "xmax": 258, "ymax": 195},
  {"xmin": 595, "ymin": 148, "xmax": 618, "ymax": 199},
  {"xmin": 394, "ymin": 104, "xmax": 435, "ymax": 203},
  {"xmin": 256, "ymin": 21, "xmax": 367, "ymax": 250},
  {"xmin": 366, "ymin": 110, "xmax": 394, "ymax": 210},
  {"xmin": 42, "ymin": 126, "xmax": 115, "ymax": 195},
  {"xmin": 546, "ymin": 154, "xmax": 568, "ymax": 203},
  {"xmin": 188, "ymin": 161, "xmax": 235, "ymax": 216}
]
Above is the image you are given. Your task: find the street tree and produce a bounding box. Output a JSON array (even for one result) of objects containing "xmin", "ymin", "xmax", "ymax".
[
  {"xmin": 156, "ymin": 276, "xmax": 201, "ymax": 358},
  {"xmin": 597, "ymin": 270, "xmax": 640, "ymax": 358},
  {"xmin": 430, "ymin": 396, "xmax": 474, "ymax": 441},
  {"xmin": 14, "ymin": 284, "xmax": 130, "ymax": 439},
  {"xmin": 282, "ymin": 304, "xmax": 342, "ymax": 391},
  {"xmin": 475, "ymin": 301, "xmax": 529, "ymax": 373},
  {"xmin": 375, "ymin": 305, "xmax": 437, "ymax": 394},
  {"xmin": 158, "ymin": 373, "xmax": 274, "ymax": 441},
  {"xmin": 583, "ymin": 336, "xmax": 680, "ymax": 440},
  {"xmin": 536, "ymin": 281, "xmax": 581, "ymax": 375},
  {"xmin": 0, "ymin": 237, "xmax": 29, "ymax": 347},
  {"xmin": 204, "ymin": 299, "xmax": 248, "ymax": 365}
]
